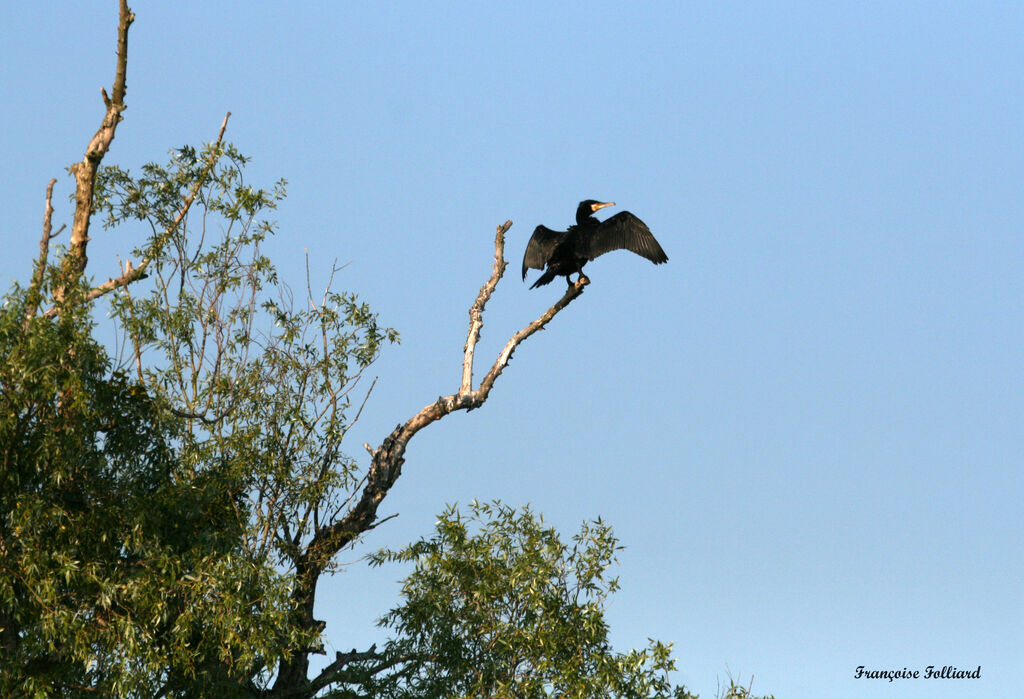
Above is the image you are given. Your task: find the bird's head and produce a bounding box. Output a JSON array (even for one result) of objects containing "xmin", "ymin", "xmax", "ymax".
[{"xmin": 576, "ymin": 199, "xmax": 615, "ymax": 224}]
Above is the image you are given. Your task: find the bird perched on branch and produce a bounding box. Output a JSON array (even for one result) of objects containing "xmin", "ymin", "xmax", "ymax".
[{"xmin": 521, "ymin": 200, "xmax": 668, "ymax": 289}]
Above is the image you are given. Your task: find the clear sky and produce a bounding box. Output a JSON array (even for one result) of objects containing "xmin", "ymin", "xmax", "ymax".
[{"xmin": 3, "ymin": 2, "xmax": 1022, "ymax": 697}]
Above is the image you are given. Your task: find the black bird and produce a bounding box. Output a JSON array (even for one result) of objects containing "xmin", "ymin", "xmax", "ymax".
[{"xmin": 521, "ymin": 200, "xmax": 668, "ymax": 289}]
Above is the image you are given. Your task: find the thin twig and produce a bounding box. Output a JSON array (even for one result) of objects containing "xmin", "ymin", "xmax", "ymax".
[{"xmin": 22, "ymin": 179, "xmax": 60, "ymax": 324}]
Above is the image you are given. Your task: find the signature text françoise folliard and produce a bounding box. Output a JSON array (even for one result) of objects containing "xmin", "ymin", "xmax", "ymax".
[{"xmin": 854, "ymin": 665, "xmax": 981, "ymax": 682}]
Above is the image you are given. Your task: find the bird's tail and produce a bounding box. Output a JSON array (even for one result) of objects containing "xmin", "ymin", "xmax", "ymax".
[{"xmin": 529, "ymin": 268, "xmax": 558, "ymax": 289}]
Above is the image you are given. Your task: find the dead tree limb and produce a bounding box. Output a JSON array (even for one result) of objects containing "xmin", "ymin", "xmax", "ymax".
[
  {"xmin": 305, "ymin": 644, "xmax": 403, "ymax": 698},
  {"xmin": 53, "ymin": 0, "xmax": 134, "ymax": 307},
  {"xmin": 274, "ymin": 220, "xmax": 587, "ymax": 693},
  {"xmin": 35, "ymin": 179, "xmax": 59, "ymax": 286},
  {"xmin": 22, "ymin": 179, "xmax": 64, "ymax": 324},
  {"xmin": 315, "ymin": 220, "xmax": 584, "ymax": 560},
  {"xmin": 460, "ymin": 223, "xmax": 509, "ymax": 393}
]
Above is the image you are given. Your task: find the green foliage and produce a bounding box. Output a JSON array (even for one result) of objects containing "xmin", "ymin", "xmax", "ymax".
[
  {"xmin": 365, "ymin": 501, "xmax": 698, "ymax": 699},
  {"xmin": 0, "ymin": 287, "xmax": 287, "ymax": 696},
  {"xmin": 724, "ymin": 682, "xmax": 774, "ymax": 699},
  {"xmin": 98, "ymin": 143, "xmax": 399, "ymax": 573},
  {"xmin": 2, "ymin": 140, "xmax": 398, "ymax": 696}
]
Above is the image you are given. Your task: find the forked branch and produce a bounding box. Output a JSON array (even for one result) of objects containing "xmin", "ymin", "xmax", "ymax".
[
  {"xmin": 300, "ymin": 221, "xmax": 586, "ymax": 573},
  {"xmin": 285, "ymin": 219, "xmax": 587, "ymax": 693}
]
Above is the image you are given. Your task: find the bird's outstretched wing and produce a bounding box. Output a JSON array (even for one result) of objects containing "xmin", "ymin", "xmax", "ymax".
[
  {"xmin": 579, "ymin": 211, "xmax": 668, "ymax": 265},
  {"xmin": 522, "ymin": 225, "xmax": 566, "ymax": 279}
]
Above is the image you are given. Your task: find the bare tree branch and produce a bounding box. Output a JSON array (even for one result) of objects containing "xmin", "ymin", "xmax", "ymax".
[
  {"xmin": 472, "ymin": 275, "xmax": 586, "ymax": 402},
  {"xmin": 36, "ymin": 179, "xmax": 58, "ymax": 275},
  {"xmin": 323, "ymin": 220, "xmax": 584, "ymax": 556},
  {"xmin": 274, "ymin": 220, "xmax": 587, "ymax": 693},
  {"xmin": 461, "ymin": 221, "xmax": 511, "ymax": 392},
  {"xmin": 22, "ymin": 179, "xmax": 63, "ymax": 324},
  {"xmin": 304, "ymin": 643, "xmax": 407, "ymax": 698},
  {"xmin": 54, "ymin": 0, "xmax": 134, "ymax": 306}
]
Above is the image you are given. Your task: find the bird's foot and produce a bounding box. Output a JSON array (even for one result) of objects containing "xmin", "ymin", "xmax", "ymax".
[{"xmin": 574, "ymin": 274, "xmax": 590, "ymax": 288}]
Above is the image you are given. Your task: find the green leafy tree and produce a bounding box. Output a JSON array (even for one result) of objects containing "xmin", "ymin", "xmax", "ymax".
[
  {"xmin": 368, "ymin": 501, "xmax": 695, "ymax": 699},
  {"xmin": 1, "ymin": 3, "xmax": 774, "ymax": 698}
]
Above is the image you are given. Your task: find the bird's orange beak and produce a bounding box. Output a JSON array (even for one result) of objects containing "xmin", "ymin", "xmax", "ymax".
[{"xmin": 591, "ymin": 201, "xmax": 615, "ymax": 212}]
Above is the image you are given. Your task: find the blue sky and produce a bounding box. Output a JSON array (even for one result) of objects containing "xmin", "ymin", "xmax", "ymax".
[{"xmin": 3, "ymin": 2, "xmax": 1022, "ymax": 697}]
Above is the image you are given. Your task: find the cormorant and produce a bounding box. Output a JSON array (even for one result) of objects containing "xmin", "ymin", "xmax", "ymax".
[{"xmin": 521, "ymin": 200, "xmax": 668, "ymax": 289}]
